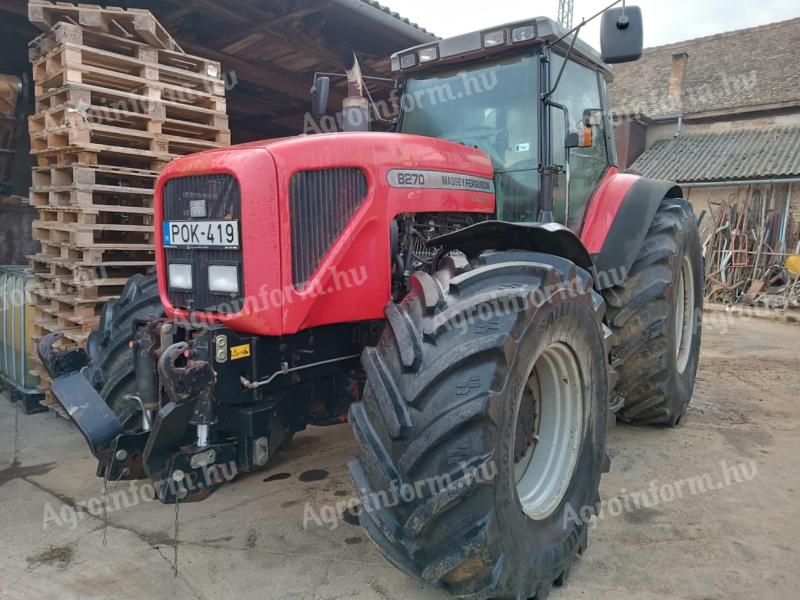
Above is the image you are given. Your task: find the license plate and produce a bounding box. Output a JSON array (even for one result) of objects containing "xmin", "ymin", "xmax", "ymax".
[{"xmin": 164, "ymin": 220, "xmax": 239, "ymax": 248}]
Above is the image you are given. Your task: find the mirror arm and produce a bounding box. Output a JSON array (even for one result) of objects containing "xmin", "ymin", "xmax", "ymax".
[
  {"xmin": 543, "ymin": 28, "xmax": 580, "ymax": 100},
  {"xmin": 548, "ymin": 0, "xmax": 625, "ymax": 47}
]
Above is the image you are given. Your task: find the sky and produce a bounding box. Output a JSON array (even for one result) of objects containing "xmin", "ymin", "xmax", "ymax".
[{"xmin": 380, "ymin": 0, "xmax": 800, "ymax": 50}]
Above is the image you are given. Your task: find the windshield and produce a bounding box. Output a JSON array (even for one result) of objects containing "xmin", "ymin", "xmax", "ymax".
[{"xmin": 400, "ymin": 52, "xmax": 540, "ymax": 221}]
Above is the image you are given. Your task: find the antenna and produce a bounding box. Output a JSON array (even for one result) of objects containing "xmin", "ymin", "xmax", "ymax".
[{"xmin": 558, "ymin": 0, "xmax": 575, "ymax": 28}]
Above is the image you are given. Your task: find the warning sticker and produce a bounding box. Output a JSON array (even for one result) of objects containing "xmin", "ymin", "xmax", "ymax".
[{"xmin": 230, "ymin": 344, "xmax": 251, "ymax": 360}]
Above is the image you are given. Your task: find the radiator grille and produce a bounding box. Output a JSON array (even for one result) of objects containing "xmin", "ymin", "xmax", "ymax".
[
  {"xmin": 289, "ymin": 168, "xmax": 367, "ymax": 288},
  {"xmin": 162, "ymin": 174, "xmax": 244, "ymax": 313}
]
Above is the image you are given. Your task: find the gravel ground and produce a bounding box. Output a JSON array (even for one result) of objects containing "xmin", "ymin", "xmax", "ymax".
[{"xmin": 0, "ymin": 313, "xmax": 798, "ymax": 600}]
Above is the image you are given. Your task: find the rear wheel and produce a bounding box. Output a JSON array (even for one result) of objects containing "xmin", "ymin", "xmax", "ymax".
[
  {"xmin": 603, "ymin": 198, "xmax": 703, "ymax": 425},
  {"xmin": 86, "ymin": 272, "xmax": 164, "ymax": 429},
  {"xmin": 349, "ymin": 251, "xmax": 609, "ymax": 599}
]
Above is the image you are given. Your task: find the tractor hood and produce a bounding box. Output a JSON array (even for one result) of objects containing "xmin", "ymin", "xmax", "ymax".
[{"xmin": 155, "ymin": 132, "xmax": 496, "ymax": 336}]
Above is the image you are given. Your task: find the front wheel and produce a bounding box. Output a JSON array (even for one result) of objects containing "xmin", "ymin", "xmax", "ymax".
[{"xmin": 349, "ymin": 251, "xmax": 609, "ymax": 599}]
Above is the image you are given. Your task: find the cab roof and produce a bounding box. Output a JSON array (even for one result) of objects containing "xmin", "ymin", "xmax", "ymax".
[{"xmin": 390, "ymin": 16, "xmax": 612, "ymax": 80}]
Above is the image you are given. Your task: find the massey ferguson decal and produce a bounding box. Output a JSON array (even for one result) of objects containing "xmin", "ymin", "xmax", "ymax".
[{"xmin": 388, "ymin": 169, "xmax": 495, "ymax": 194}]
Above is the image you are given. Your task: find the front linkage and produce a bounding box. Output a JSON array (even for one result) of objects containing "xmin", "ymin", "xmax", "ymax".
[{"xmin": 38, "ymin": 318, "xmax": 369, "ymax": 503}]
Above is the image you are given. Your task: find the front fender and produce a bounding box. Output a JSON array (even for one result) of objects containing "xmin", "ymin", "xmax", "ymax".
[{"xmin": 431, "ymin": 220, "xmax": 595, "ymax": 275}]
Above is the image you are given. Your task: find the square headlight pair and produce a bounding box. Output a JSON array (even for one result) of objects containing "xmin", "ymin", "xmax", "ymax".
[{"xmin": 168, "ymin": 264, "xmax": 239, "ymax": 294}]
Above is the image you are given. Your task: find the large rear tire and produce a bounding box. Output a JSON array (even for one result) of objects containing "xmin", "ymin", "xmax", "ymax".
[
  {"xmin": 86, "ymin": 272, "xmax": 164, "ymax": 428},
  {"xmin": 349, "ymin": 251, "xmax": 609, "ymax": 599},
  {"xmin": 603, "ymin": 198, "xmax": 703, "ymax": 425}
]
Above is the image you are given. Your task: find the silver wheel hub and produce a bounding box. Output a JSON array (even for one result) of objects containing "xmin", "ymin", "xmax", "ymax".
[
  {"xmin": 675, "ymin": 255, "xmax": 695, "ymax": 374},
  {"xmin": 514, "ymin": 342, "xmax": 584, "ymax": 520}
]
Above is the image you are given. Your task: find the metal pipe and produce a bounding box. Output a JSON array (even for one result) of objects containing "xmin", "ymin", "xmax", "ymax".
[
  {"xmin": 779, "ymin": 185, "xmax": 792, "ymax": 255},
  {"xmin": 679, "ymin": 178, "xmax": 800, "ymax": 188},
  {"xmin": 241, "ymin": 354, "xmax": 361, "ymax": 390},
  {"xmin": 12, "ymin": 275, "xmax": 18, "ymax": 383},
  {"xmin": 197, "ymin": 425, "xmax": 209, "ymax": 448},
  {"xmin": 1, "ymin": 271, "xmax": 7, "ymax": 379}
]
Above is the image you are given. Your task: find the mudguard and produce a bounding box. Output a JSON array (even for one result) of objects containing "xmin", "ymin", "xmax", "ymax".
[
  {"xmin": 590, "ymin": 177, "xmax": 682, "ymax": 288},
  {"xmin": 432, "ymin": 220, "xmax": 595, "ymax": 274}
]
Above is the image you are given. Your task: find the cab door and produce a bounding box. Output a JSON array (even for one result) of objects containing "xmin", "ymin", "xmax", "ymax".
[{"xmin": 549, "ymin": 55, "xmax": 614, "ymax": 232}]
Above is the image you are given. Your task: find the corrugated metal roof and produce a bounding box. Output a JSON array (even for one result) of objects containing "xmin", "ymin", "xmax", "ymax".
[
  {"xmin": 360, "ymin": 0, "xmax": 435, "ymax": 37},
  {"xmin": 630, "ymin": 127, "xmax": 800, "ymax": 183}
]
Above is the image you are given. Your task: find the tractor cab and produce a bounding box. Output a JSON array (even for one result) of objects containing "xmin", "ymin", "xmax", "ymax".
[{"xmin": 391, "ymin": 13, "xmax": 642, "ymax": 231}]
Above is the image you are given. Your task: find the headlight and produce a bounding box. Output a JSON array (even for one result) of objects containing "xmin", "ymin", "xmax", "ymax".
[
  {"xmin": 208, "ymin": 265, "xmax": 239, "ymax": 293},
  {"xmin": 512, "ymin": 25, "xmax": 536, "ymax": 43},
  {"xmin": 168, "ymin": 264, "xmax": 192, "ymax": 290},
  {"xmin": 418, "ymin": 46, "xmax": 439, "ymax": 63},
  {"xmin": 483, "ymin": 29, "xmax": 506, "ymax": 48},
  {"xmin": 399, "ymin": 52, "xmax": 418, "ymax": 69}
]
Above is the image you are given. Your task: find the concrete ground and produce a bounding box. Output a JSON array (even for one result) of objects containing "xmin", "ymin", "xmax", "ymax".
[{"xmin": 0, "ymin": 315, "xmax": 798, "ymax": 600}]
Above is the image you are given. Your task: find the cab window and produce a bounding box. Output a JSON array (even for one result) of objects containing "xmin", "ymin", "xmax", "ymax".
[{"xmin": 550, "ymin": 55, "xmax": 610, "ymax": 231}]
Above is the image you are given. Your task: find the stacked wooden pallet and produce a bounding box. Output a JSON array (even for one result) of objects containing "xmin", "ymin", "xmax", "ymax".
[{"xmin": 25, "ymin": 1, "xmax": 230, "ymax": 393}]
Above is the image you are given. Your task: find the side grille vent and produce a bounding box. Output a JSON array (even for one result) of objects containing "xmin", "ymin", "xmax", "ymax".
[{"xmin": 289, "ymin": 168, "xmax": 367, "ymax": 288}]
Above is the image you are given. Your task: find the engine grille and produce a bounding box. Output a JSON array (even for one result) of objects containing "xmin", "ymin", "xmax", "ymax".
[
  {"xmin": 289, "ymin": 168, "xmax": 367, "ymax": 288},
  {"xmin": 162, "ymin": 174, "xmax": 244, "ymax": 313}
]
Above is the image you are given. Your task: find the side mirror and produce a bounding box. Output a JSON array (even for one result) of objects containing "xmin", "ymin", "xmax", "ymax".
[
  {"xmin": 600, "ymin": 5, "xmax": 643, "ymax": 63},
  {"xmin": 565, "ymin": 131, "xmax": 579, "ymax": 149},
  {"xmin": 311, "ymin": 76, "xmax": 331, "ymax": 118}
]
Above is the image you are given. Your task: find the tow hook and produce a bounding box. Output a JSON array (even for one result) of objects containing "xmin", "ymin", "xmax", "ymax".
[{"xmin": 142, "ymin": 343, "xmax": 234, "ymax": 503}]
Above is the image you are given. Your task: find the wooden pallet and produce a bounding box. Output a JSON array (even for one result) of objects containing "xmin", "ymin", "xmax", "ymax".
[
  {"xmin": 29, "ymin": 289, "xmax": 102, "ymax": 333},
  {"xmin": 33, "ymin": 38, "xmax": 223, "ymax": 95},
  {"xmin": 29, "ymin": 103, "xmax": 229, "ymax": 143},
  {"xmin": 29, "ymin": 253, "xmax": 153, "ymax": 281},
  {"xmin": 30, "ymin": 23, "xmax": 220, "ymax": 79},
  {"xmin": 38, "ymin": 238, "xmax": 155, "ymax": 264},
  {"xmin": 29, "ymin": 0, "xmax": 181, "ymax": 52},
  {"xmin": 33, "ymin": 144, "xmax": 171, "ymax": 171},
  {"xmin": 32, "ymin": 162, "xmax": 158, "ymax": 188},
  {"xmin": 36, "ymin": 83, "xmax": 228, "ymax": 129},
  {"xmin": 30, "ymin": 182, "xmax": 153, "ymax": 209},
  {"xmin": 26, "ymin": 3, "xmax": 229, "ymax": 401},
  {"xmin": 30, "ymin": 116, "xmax": 230, "ymax": 160},
  {"xmin": 34, "ymin": 205, "xmax": 153, "ymax": 229},
  {"xmin": 35, "ymin": 64, "xmax": 226, "ymax": 112},
  {"xmin": 33, "ymin": 219, "xmax": 154, "ymax": 247},
  {"xmin": 31, "ymin": 316, "xmax": 89, "ymax": 346}
]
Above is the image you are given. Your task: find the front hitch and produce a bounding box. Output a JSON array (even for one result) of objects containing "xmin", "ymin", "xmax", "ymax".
[
  {"xmin": 36, "ymin": 333, "xmax": 147, "ymax": 479},
  {"xmin": 143, "ymin": 342, "xmax": 235, "ymax": 503},
  {"xmin": 39, "ymin": 331, "xmax": 238, "ymax": 503}
]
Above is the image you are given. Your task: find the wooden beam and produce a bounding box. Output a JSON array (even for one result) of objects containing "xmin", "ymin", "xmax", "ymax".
[
  {"xmin": 214, "ymin": 0, "xmax": 331, "ymax": 51},
  {"xmin": 178, "ymin": 39, "xmax": 344, "ymax": 105},
  {"xmin": 0, "ymin": 0, "xmax": 26, "ymax": 16},
  {"xmin": 158, "ymin": 5, "xmax": 195, "ymax": 28},
  {"xmin": 189, "ymin": 0, "xmax": 341, "ymax": 69}
]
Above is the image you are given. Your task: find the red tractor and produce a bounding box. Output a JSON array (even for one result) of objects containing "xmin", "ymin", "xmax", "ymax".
[{"xmin": 40, "ymin": 5, "xmax": 702, "ymax": 598}]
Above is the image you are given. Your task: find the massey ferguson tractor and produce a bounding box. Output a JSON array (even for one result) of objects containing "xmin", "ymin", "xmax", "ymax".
[{"xmin": 39, "ymin": 4, "xmax": 703, "ymax": 598}]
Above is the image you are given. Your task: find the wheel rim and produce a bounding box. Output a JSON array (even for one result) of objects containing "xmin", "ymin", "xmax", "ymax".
[
  {"xmin": 674, "ymin": 256, "xmax": 695, "ymax": 374},
  {"xmin": 513, "ymin": 342, "xmax": 584, "ymax": 520}
]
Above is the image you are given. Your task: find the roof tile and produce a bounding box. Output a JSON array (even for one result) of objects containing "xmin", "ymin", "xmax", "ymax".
[{"xmin": 609, "ymin": 17, "xmax": 800, "ymax": 118}]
